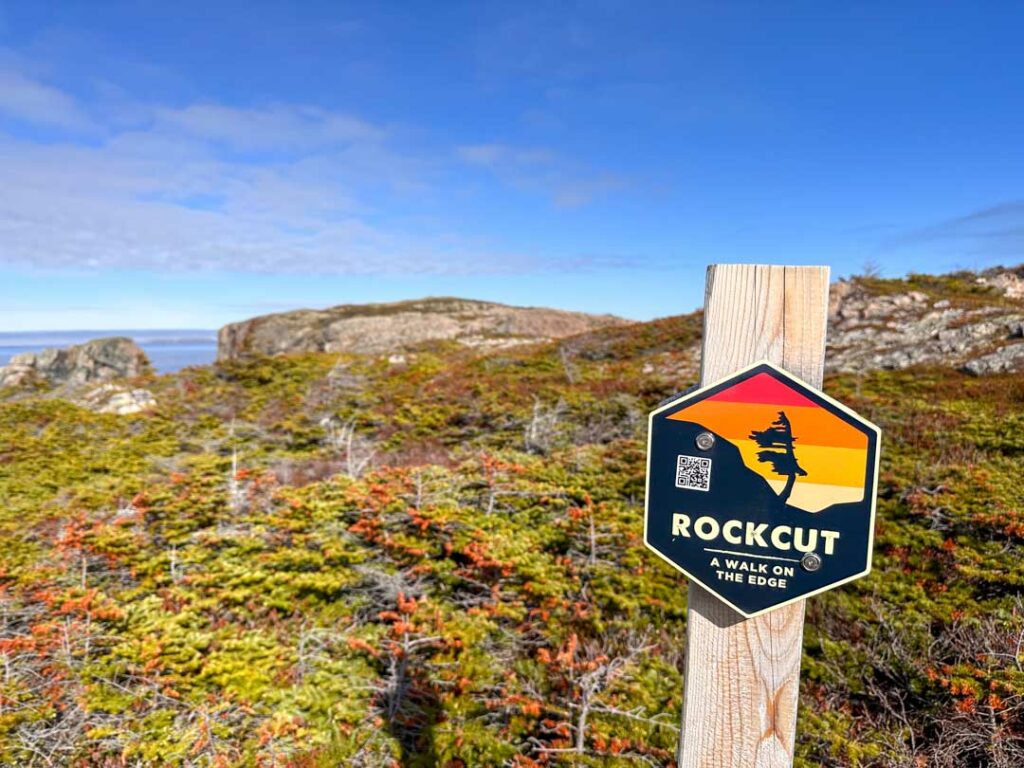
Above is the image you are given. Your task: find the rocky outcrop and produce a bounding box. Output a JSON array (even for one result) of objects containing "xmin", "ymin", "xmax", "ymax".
[
  {"xmin": 976, "ymin": 268, "xmax": 1024, "ymax": 300},
  {"xmin": 217, "ymin": 297, "xmax": 628, "ymax": 361},
  {"xmin": 0, "ymin": 337, "xmax": 151, "ymax": 388},
  {"xmin": 825, "ymin": 270, "xmax": 1024, "ymax": 374},
  {"xmin": 78, "ymin": 384, "xmax": 158, "ymax": 415},
  {"xmin": 962, "ymin": 343, "xmax": 1024, "ymax": 376}
]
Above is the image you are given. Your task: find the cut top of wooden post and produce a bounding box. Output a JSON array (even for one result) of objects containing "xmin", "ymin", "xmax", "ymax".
[
  {"xmin": 679, "ymin": 264, "xmax": 829, "ymax": 768},
  {"xmin": 701, "ymin": 264, "xmax": 829, "ymax": 386}
]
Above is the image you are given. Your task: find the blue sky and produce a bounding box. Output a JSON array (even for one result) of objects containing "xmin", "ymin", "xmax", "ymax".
[{"xmin": 0, "ymin": 1, "xmax": 1022, "ymax": 330}]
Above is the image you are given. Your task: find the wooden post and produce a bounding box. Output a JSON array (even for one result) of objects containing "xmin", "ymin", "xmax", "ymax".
[{"xmin": 677, "ymin": 264, "xmax": 829, "ymax": 768}]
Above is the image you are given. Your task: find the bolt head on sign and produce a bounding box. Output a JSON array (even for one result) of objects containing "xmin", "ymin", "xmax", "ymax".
[{"xmin": 644, "ymin": 361, "xmax": 881, "ymax": 618}]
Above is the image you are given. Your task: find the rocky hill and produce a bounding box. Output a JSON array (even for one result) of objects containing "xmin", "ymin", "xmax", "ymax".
[
  {"xmin": 217, "ymin": 297, "xmax": 628, "ymax": 361},
  {"xmin": 826, "ymin": 266, "xmax": 1024, "ymax": 375},
  {"xmin": 2, "ymin": 266, "xmax": 1021, "ymax": 401},
  {"xmin": 538, "ymin": 265, "xmax": 1024, "ymax": 390},
  {"xmin": 214, "ymin": 268, "xmax": 1024, "ymax": 375}
]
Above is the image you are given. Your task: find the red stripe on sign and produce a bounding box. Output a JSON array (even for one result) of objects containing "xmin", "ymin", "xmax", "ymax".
[{"xmin": 706, "ymin": 371, "xmax": 818, "ymax": 408}]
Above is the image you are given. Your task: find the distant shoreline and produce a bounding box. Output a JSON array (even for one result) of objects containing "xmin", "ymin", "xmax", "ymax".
[{"xmin": 0, "ymin": 330, "xmax": 218, "ymax": 374}]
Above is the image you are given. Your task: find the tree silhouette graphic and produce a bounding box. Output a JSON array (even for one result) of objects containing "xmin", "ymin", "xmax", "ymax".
[{"xmin": 749, "ymin": 410, "xmax": 807, "ymax": 505}]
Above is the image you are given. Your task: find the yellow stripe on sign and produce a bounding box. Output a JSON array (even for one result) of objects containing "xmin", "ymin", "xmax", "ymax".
[
  {"xmin": 735, "ymin": 442, "xmax": 867, "ymax": 490},
  {"xmin": 764, "ymin": 480, "xmax": 865, "ymax": 513}
]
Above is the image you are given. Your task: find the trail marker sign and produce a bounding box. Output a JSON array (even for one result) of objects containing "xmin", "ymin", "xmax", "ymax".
[{"xmin": 644, "ymin": 360, "xmax": 880, "ymax": 618}]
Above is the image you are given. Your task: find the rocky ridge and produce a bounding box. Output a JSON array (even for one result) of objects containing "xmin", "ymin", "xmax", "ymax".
[
  {"xmin": 217, "ymin": 297, "xmax": 629, "ymax": 361},
  {"xmin": 3, "ymin": 267, "xmax": 1023, "ymax": 414},
  {"xmin": 826, "ymin": 267, "xmax": 1024, "ymax": 375}
]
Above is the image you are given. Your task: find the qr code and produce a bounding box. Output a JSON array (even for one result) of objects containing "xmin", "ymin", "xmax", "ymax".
[{"xmin": 675, "ymin": 455, "xmax": 712, "ymax": 492}]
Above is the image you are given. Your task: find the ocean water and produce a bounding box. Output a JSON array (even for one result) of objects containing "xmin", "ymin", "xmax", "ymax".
[{"xmin": 0, "ymin": 330, "xmax": 218, "ymax": 374}]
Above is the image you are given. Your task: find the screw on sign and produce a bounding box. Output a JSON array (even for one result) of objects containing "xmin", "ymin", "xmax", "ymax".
[{"xmin": 644, "ymin": 360, "xmax": 881, "ymax": 618}]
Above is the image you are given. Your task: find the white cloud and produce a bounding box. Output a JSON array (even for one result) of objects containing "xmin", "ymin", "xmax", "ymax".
[
  {"xmin": 887, "ymin": 201, "xmax": 1024, "ymax": 258},
  {"xmin": 0, "ymin": 71, "xmax": 528, "ymax": 274},
  {"xmin": 0, "ymin": 131, "xmax": 534, "ymax": 274},
  {"xmin": 0, "ymin": 67, "xmax": 631, "ymax": 276},
  {"xmin": 456, "ymin": 141, "xmax": 625, "ymax": 208},
  {"xmin": 0, "ymin": 69, "xmax": 95, "ymax": 131},
  {"xmin": 154, "ymin": 103, "xmax": 382, "ymax": 152},
  {"xmin": 552, "ymin": 176, "xmax": 626, "ymax": 208},
  {"xmin": 458, "ymin": 143, "xmax": 554, "ymax": 167}
]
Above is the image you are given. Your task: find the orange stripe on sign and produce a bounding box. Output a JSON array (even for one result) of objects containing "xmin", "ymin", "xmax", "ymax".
[
  {"xmin": 706, "ymin": 371, "xmax": 818, "ymax": 408},
  {"xmin": 669, "ymin": 401, "xmax": 868, "ymax": 450}
]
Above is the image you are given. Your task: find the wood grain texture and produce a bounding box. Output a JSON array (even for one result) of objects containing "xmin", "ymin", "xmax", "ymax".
[{"xmin": 677, "ymin": 264, "xmax": 830, "ymax": 768}]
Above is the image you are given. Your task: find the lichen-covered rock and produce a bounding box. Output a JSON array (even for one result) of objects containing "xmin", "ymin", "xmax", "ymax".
[
  {"xmin": 825, "ymin": 277, "xmax": 1024, "ymax": 374},
  {"xmin": 962, "ymin": 343, "xmax": 1024, "ymax": 375},
  {"xmin": 217, "ymin": 297, "xmax": 628, "ymax": 360},
  {"xmin": 976, "ymin": 268, "xmax": 1024, "ymax": 299},
  {"xmin": 0, "ymin": 337, "xmax": 151, "ymax": 388},
  {"xmin": 78, "ymin": 384, "xmax": 158, "ymax": 414}
]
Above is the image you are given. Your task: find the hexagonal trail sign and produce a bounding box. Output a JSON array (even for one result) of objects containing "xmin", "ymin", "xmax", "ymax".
[{"xmin": 645, "ymin": 361, "xmax": 881, "ymax": 618}]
